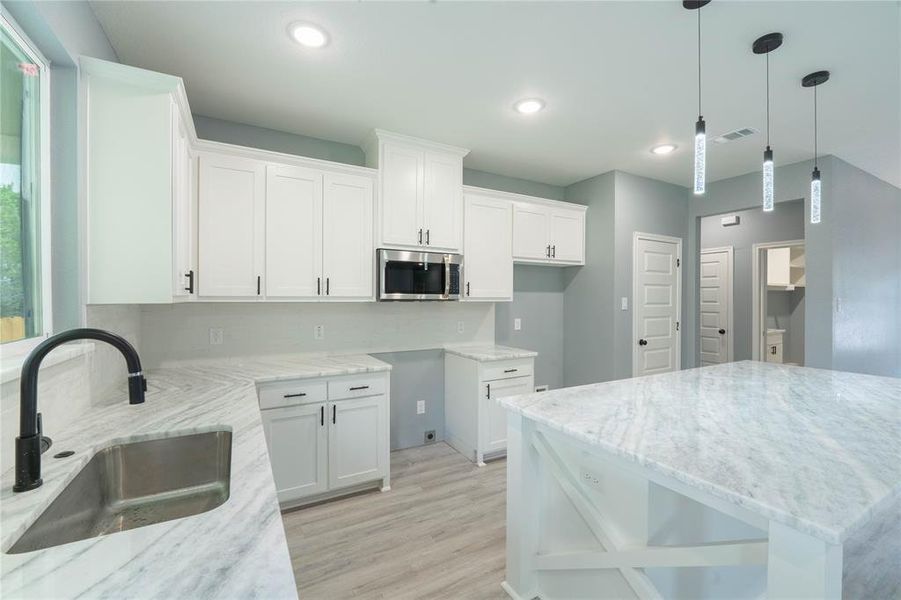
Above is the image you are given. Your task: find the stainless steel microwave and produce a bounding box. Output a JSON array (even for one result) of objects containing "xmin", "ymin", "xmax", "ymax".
[{"xmin": 377, "ymin": 249, "xmax": 461, "ymax": 301}]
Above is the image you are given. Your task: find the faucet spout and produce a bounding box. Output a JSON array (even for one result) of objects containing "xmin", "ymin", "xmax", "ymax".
[{"xmin": 13, "ymin": 328, "xmax": 147, "ymax": 493}]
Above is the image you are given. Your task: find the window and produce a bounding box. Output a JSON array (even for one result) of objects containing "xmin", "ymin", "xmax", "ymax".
[{"xmin": 1, "ymin": 15, "xmax": 50, "ymax": 349}]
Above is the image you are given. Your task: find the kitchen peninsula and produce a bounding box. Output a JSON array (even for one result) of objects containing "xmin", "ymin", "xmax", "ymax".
[{"xmin": 501, "ymin": 362, "xmax": 901, "ymax": 599}]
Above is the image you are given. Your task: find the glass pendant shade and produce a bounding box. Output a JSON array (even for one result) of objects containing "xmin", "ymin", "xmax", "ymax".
[
  {"xmin": 810, "ymin": 167, "xmax": 822, "ymax": 224},
  {"xmin": 694, "ymin": 117, "xmax": 706, "ymax": 194},
  {"xmin": 762, "ymin": 146, "xmax": 774, "ymax": 212}
]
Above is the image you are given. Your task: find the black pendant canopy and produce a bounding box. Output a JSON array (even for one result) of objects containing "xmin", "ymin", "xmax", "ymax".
[
  {"xmin": 802, "ymin": 70, "xmax": 830, "ymax": 88},
  {"xmin": 682, "ymin": 1, "xmax": 711, "ymax": 8},
  {"xmin": 753, "ymin": 32, "xmax": 783, "ymax": 54}
]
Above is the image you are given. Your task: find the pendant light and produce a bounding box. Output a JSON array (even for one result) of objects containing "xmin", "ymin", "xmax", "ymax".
[
  {"xmin": 752, "ymin": 32, "xmax": 783, "ymax": 212},
  {"xmin": 684, "ymin": 1, "xmax": 711, "ymax": 195},
  {"xmin": 803, "ymin": 70, "xmax": 830, "ymax": 224}
]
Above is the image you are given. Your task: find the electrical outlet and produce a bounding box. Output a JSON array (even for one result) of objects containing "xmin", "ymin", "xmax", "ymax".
[
  {"xmin": 457, "ymin": 321, "xmax": 465, "ymax": 334},
  {"xmin": 514, "ymin": 318, "xmax": 522, "ymax": 331},
  {"xmin": 416, "ymin": 400, "xmax": 425, "ymax": 415},
  {"xmin": 313, "ymin": 325, "xmax": 324, "ymax": 340},
  {"xmin": 424, "ymin": 430, "xmax": 436, "ymax": 444},
  {"xmin": 209, "ymin": 328, "xmax": 223, "ymax": 346},
  {"xmin": 580, "ymin": 467, "xmax": 603, "ymax": 490}
]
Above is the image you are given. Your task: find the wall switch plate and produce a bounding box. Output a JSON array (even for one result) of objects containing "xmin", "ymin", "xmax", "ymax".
[
  {"xmin": 424, "ymin": 430, "xmax": 436, "ymax": 444},
  {"xmin": 208, "ymin": 328, "xmax": 223, "ymax": 346},
  {"xmin": 514, "ymin": 318, "xmax": 522, "ymax": 331},
  {"xmin": 457, "ymin": 321, "xmax": 465, "ymax": 334},
  {"xmin": 416, "ymin": 400, "xmax": 425, "ymax": 415},
  {"xmin": 621, "ymin": 297, "xmax": 628, "ymax": 311},
  {"xmin": 313, "ymin": 325, "xmax": 324, "ymax": 340}
]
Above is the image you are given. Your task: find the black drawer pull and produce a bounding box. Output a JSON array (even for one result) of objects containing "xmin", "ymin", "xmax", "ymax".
[
  {"xmin": 487, "ymin": 383, "xmax": 491, "ymax": 399},
  {"xmin": 320, "ymin": 405, "xmax": 324, "ymax": 426},
  {"xmin": 349, "ymin": 385, "xmax": 370, "ymax": 391},
  {"xmin": 503, "ymin": 368, "xmax": 518, "ymax": 373},
  {"xmin": 332, "ymin": 404, "xmax": 336, "ymax": 424},
  {"xmin": 283, "ymin": 392, "xmax": 307, "ymax": 398}
]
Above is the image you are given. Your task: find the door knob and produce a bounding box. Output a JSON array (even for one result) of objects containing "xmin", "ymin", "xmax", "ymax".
[
  {"xmin": 718, "ymin": 329, "xmax": 726, "ymax": 335},
  {"xmin": 638, "ymin": 339, "xmax": 648, "ymax": 346}
]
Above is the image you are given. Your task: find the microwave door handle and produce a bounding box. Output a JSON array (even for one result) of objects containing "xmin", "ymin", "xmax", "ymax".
[{"xmin": 444, "ymin": 257, "xmax": 450, "ymax": 298}]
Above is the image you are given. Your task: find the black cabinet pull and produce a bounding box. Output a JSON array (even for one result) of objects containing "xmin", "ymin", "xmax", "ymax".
[
  {"xmin": 184, "ymin": 270, "xmax": 194, "ymax": 294},
  {"xmin": 551, "ymin": 245, "xmax": 556, "ymax": 258},
  {"xmin": 332, "ymin": 405, "xmax": 336, "ymax": 424},
  {"xmin": 638, "ymin": 338, "xmax": 648, "ymax": 346},
  {"xmin": 503, "ymin": 368, "xmax": 518, "ymax": 373},
  {"xmin": 256, "ymin": 276, "xmax": 261, "ymax": 295},
  {"xmin": 418, "ymin": 228, "xmax": 423, "ymax": 244},
  {"xmin": 426, "ymin": 229, "xmax": 430, "ymax": 245},
  {"xmin": 546, "ymin": 244, "xmax": 551, "ymax": 257},
  {"xmin": 349, "ymin": 385, "xmax": 370, "ymax": 391},
  {"xmin": 283, "ymin": 392, "xmax": 306, "ymax": 398},
  {"xmin": 326, "ymin": 277, "xmax": 330, "ymax": 295},
  {"xmin": 320, "ymin": 405, "xmax": 324, "ymax": 426},
  {"xmin": 317, "ymin": 277, "xmax": 321, "ymax": 296},
  {"xmin": 486, "ymin": 383, "xmax": 491, "ymax": 399},
  {"xmin": 718, "ymin": 328, "xmax": 726, "ymax": 335},
  {"xmin": 771, "ymin": 345, "xmax": 777, "ymax": 355},
  {"xmin": 466, "ymin": 282, "xmax": 470, "ymax": 296}
]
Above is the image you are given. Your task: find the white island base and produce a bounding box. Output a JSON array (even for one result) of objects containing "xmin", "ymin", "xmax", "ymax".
[{"xmin": 503, "ymin": 415, "xmax": 852, "ymax": 599}]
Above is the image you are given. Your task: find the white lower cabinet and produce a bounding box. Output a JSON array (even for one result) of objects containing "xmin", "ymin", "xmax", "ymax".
[
  {"xmin": 260, "ymin": 373, "xmax": 390, "ymax": 507},
  {"xmin": 445, "ymin": 354, "xmax": 535, "ymax": 465}
]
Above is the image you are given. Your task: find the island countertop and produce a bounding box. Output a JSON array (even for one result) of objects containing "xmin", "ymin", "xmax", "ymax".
[
  {"xmin": 0, "ymin": 353, "xmax": 391, "ymax": 599},
  {"xmin": 498, "ymin": 361, "xmax": 901, "ymax": 545}
]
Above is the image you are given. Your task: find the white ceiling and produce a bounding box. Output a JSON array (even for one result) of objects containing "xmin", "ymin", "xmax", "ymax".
[{"xmin": 90, "ymin": 1, "xmax": 901, "ymax": 188}]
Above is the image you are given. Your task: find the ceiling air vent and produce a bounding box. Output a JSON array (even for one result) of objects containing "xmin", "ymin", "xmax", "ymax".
[{"xmin": 712, "ymin": 127, "xmax": 758, "ymax": 144}]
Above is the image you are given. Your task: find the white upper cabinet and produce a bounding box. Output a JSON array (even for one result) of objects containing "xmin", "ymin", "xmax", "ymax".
[
  {"xmin": 365, "ymin": 130, "xmax": 468, "ymax": 253},
  {"xmin": 266, "ymin": 164, "xmax": 322, "ymax": 298},
  {"xmin": 513, "ymin": 199, "xmax": 586, "ymax": 265},
  {"xmin": 463, "ymin": 193, "xmax": 513, "ymax": 301},
  {"xmin": 198, "ymin": 153, "xmax": 266, "ymax": 298},
  {"xmin": 322, "ymin": 173, "xmax": 374, "ymax": 299},
  {"xmin": 83, "ymin": 58, "xmax": 197, "ymax": 304}
]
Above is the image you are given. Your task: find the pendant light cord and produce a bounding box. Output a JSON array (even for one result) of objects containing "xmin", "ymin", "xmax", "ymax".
[
  {"xmin": 814, "ymin": 85, "xmax": 818, "ymax": 168},
  {"xmin": 766, "ymin": 51, "xmax": 770, "ymax": 146},
  {"xmin": 697, "ymin": 7, "xmax": 702, "ymax": 116}
]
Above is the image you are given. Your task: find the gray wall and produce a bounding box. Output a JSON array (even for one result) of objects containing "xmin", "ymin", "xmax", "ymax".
[
  {"xmin": 829, "ymin": 158, "xmax": 901, "ymax": 377},
  {"xmin": 369, "ymin": 350, "xmax": 445, "ymax": 451},
  {"xmin": 612, "ymin": 172, "xmax": 689, "ymax": 380},
  {"xmin": 700, "ymin": 199, "xmax": 805, "ymax": 361},
  {"xmin": 562, "ymin": 172, "xmax": 616, "ymax": 386},
  {"xmin": 463, "ymin": 168, "xmax": 565, "ymax": 201},
  {"xmin": 496, "ymin": 266, "xmax": 566, "ymax": 390},
  {"xmin": 193, "ymin": 114, "xmax": 365, "ymax": 166}
]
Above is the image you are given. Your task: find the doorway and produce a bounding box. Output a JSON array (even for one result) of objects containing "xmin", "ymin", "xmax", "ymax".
[
  {"xmin": 752, "ymin": 240, "xmax": 806, "ymax": 365},
  {"xmin": 632, "ymin": 232, "xmax": 682, "ymax": 377},
  {"xmin": 699, "ymin": 247, "xmax": 734, "ymax": 366}
]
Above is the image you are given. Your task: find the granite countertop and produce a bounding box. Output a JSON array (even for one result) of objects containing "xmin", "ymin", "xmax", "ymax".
[
  {"xmin": 498, "ymin": 361, "xmax": 901, "ymax": 545},
  {"xmin": 444, "ymin": 344, "xmax": 538, "ymax": 362},
  {"xmin": 0, "ymin": 353, "xmax": 391, "ymax": 599}
]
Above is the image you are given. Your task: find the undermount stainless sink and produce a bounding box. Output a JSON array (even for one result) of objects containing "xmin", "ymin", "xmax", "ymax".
[{"xmin": 8, "ymin": 431, "xmax": 232, "ymax": 554}]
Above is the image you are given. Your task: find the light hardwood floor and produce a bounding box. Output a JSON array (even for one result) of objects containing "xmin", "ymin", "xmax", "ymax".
[{"xmin": 282, "ymin": 442, "xmax": 508, "ymax": 600}]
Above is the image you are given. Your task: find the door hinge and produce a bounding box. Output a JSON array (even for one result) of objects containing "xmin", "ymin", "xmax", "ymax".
[{"xmin": 676, "ymin": 258, "xmax": 681, "ymax": 267}]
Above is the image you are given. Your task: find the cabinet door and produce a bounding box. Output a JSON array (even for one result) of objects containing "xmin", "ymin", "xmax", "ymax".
[
  {"xmin": 380, "ymin": 142, "xmax": 422, "ymax": 247},
  {"xmin": 422, "ymin": 152, "xmax": 462, "ymax": 251},
  {"xmin": 328, "ymin": 397, "xmax": 386, "ymax": 489},
  {"xmin": 266, "ymin": 164, "xmax": 322, "ymax": 298},
  {"xmin": 322, "ymin": 173, "xmax": 374, "ymax": 299},
  {"xmin": 464, "ymin": 195, "xmax": 512, "ymax": 300},
  {"xmin": 513, "ymin": 203, "xmax": 550, "ymax": 260},
  {"xmin": 548, "ymin": 207, "xmax": 585, "ymax": 263},
  {"xmin": 261, "ymin": 403, "xmax": 328, "ymax": 503},
  {"xmin": 482, "ymin": 377, "xmax": 533, "ymax": 455},
  {"xmin": 198, "ymin": 153, "xmax": 265, "ymax": 297},
  {"xmin": 766, "ymin": 247, "xmax": 791, "ymax": 287},
  {"xmin": 171, "ymin": 108, "xmax": 195, "ymax": 297}
]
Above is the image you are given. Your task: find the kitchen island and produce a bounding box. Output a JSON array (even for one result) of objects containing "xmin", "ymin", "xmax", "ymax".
[{"xmin": 499, "ymin": 361, "xmax": 901, "ymax": 599}]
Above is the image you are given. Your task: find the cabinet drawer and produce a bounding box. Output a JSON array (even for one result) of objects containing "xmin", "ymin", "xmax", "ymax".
[
  {"xmin": 482, "ymin": 359, "xmax": 534, "ymax": 382},
  {"xmin": 328, "ymin": 375, "xmax": 387, "ymax": 400},
  {"xmin": 258, "ymin": 379, "xmax": 328, "ymax": 410}
]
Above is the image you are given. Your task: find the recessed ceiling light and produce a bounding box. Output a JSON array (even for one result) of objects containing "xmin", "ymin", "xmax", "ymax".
[
  {"xmin": 289, "ymin": 22, "xmax": 329, "ymax": 48},
  {"xmin": 650, "ymin": 144, "xmax": 678, "ymax": 155},
  {"xmin": 514, "ymin": 98, "xmax": 545, "ymax": 115}
]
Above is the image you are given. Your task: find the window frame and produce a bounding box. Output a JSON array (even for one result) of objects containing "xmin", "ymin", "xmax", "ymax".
[{"xmin": 0, "ymin": 11, "xmax": 53, "ymax": 356}]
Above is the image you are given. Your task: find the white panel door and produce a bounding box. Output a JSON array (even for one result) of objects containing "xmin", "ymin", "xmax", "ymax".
[
  {"xmin": 171, "ymin": 108, "xmax": 195, "ymax": 297},
  {"xmin": 380, "ymin": 142, "xmax": 422, "ymax": 247},
  {"xmin": 513, "ymin": 203, "xmax": 550, "ymax": 260},
  {"xmin": 464, "ymin": 195, "xmax": 512, "ymax": 300},
  {"xmin": 633, "ymin": 233, "xmax": 682, "ymax": 377},
  {"xmin": 322, "ymin": 173, "xmax": 374, "ymax": 299},
  {"xmin": 482, "ymin": 377, "xmax": 533, "ymax": 455},
  {"xmin": 422, "ymin": 152, "xmax": 462, "ymax": 251},
  {"xmin": 198, "ymin": 153, "xmax": 265, "ymax": 297},
  {"xmin": 266, "ymin": 165, "xmax": 322, "ymax": 298},
  {"xmin": 261, "ymin": 403, "xmax": 328, "ymax": 503},
  {"xmin": 699, "ymin": 248, "xmax": 733, "ymax": 366},
  {"xmin": 549, "ymin": 207, "xmax": 585, "ymax": 263},
  {"xmin": 328, "ymin": 397, "xmax": 386, "ymax": 489}
]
